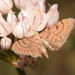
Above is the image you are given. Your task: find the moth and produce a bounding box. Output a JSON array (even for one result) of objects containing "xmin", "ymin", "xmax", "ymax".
[{"xmin": 12, "ymin": 18, "xmax": 75, "ymax": 58}]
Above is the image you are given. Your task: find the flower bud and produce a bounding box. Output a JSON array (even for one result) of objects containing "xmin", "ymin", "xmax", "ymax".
[
  {"xmin": 47, "ymin": 4, "xmax": 59, "ymax": 26},
  {"xmin": 0, "ymin": 13, "xmax": 12, "ymax": 36},
  {"xmin": 7, "ymin": 10, "xmax": 17, "ymax": 31},
  {"xmin": 13, "ymin": 21, "xmax": 25, "ymax": 39},
  {"xmin": 0, "ymin": 0, "xmax": 13, "ymax": 14},
  {"xmin": 0, "ymin": 37, "xmax": 12, "ymax": 50}
]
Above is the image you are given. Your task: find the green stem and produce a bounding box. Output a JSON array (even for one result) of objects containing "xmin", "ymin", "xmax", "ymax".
[{"xmin": 16, "ymin": 68, "xmax": 26, "ymax": 75}]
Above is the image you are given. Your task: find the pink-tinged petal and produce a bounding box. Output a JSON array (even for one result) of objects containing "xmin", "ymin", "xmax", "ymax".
[
  {"xmin": 0, "ymin": 13, "xmax": 12, "ymax": 36},
  {"xmin": 18, "ymin": 9, "xmax": 35, "ymax": 24},
  {"xmin": 14, "ymin": 0, "xmax": 26, "ymax": 9},
  {"xmin": 7, "ymin": 10, "xmax": 17, "ymax": 31},
  {"xmin": 18, "ymin": 9, "xmax": 29, "ymax": 21},
  {"xmin": 47, "ymin": 4, "xmax": 59, "ymax": 26},
  {"xmin": 13, "ymin": 20, "xmax": 36, "ymax": 38},
  {"xmin": 35, "ymin": 0, "xmax": 45, "ymax": 12},
  {"xmin": 18, "ymin": 9, "xmax": 35, "ymax": 30},
  {"xmin": 14, "ymin": 0, "xmax": 37, "ymax": 10},
  {"xmin": 0, "ymin": 0, "xmax": 13, "ymax": 14},
  {"xmin": 32, "ymin": 12, "xmax": 47, "ymax": 32},
  {"xmin": 27, "ymin": 7, "xmax": 47, "ymax": 32},
  {"xmin": 13, "ymin": 21, "xmax": 25, "ymax": 39}
]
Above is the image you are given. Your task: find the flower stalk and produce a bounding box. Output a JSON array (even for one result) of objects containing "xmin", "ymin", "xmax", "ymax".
[{"xmin": 16, "ymin": 68, "xmax": 26, "ymax": 75}]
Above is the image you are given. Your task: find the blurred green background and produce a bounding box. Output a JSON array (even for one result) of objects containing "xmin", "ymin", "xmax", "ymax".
[{"xmin": 0, "ymin": 0, "xmax": 75, "ymax": 75}]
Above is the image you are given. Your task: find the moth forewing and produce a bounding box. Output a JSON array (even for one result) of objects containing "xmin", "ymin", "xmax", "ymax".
[
  {"xmin": 12, "ymin": 34, "xmax": 48, "ymax": 58},
  {"xmin": 40, "ymin": 18, "xmax": 75, "ymax": 50}
]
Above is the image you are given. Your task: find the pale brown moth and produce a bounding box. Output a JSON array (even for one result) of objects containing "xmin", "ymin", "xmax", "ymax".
[{"xmin": 12, "ymin": 18, "xmax": 75, "ymax": 58}]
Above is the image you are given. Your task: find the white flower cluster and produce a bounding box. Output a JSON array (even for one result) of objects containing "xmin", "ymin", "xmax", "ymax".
[{"xmin": 0, "ymin": 0, "xmax": 59, "ymax": 50}]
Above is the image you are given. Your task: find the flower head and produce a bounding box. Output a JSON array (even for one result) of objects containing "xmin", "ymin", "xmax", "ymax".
[
  {"xmin": 0, "ymin": 0, "xmax": 74, "ymax": 68},
  {"xmin": 15, "ymin": 2, "xmax": 59, "ymax": 38}
]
